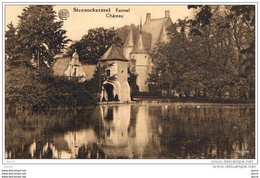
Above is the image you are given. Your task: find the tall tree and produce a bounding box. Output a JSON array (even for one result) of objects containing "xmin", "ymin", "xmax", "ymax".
[
  {"xmin": 5, "ymin": 22, "xmax": 17, "ymax": 62},
  {"xmin": 150, "ymin": 5, "xmax": 255, "ymax": 100},
  {"xmin": 227, "ymin": 5, "xmax": 255, "ymax": 99},
  {"xmin": 16, "ymin": 5, "xmax": 70, "ymax": 67}
]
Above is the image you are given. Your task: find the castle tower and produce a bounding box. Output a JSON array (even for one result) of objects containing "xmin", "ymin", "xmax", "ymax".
[
  {"xmin": 124, "ymin": 10, "xmax": 173, "ymax": 93},
  {"xmin": 99, "ymin": 44, "xmax": 131, "ymax": 102},
  {"xmin": 130, "ymin": 19, "xmax": 150, "ymax": 92}
]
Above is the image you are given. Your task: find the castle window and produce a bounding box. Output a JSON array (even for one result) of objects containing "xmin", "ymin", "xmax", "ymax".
[
  {"xmin": 107, "ymin": 70, "xmax": 111, "ymax": 77},
  {"xmin": 121, "ymin": 70, "xmax": 124, "ymax": 73}
]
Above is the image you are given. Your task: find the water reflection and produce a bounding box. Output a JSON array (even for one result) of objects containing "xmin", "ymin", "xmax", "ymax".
[{"xmin": 5, "ymin": 103, "xmax": 255, "ymax": 159}]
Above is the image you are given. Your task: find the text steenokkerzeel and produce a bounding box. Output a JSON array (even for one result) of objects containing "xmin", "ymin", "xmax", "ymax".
[{"xmin": 73, "ymin": 7, "xmax": 130, "ymax": 18}]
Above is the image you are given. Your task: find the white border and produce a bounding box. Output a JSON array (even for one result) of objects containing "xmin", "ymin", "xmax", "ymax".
[{"xmin": 1, "ymin": 1, "xmax": 258, "ymax": 165}]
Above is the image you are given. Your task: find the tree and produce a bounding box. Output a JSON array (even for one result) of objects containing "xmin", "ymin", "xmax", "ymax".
[
  {"xmin": 15, "ymin": 5, "xmax": 70, "ymax": 67},
  {"xmin": 5, "ymin": 5, "xmax": 98, "ymax": 109},
  {"xmin": 150, "ymin": 19, "xmax": 212, "ymax": 98},
  {"xmin": 188, "ymin": 5, "xmax": 255, "ymax": 99},
  {"xmin": 5, "ymin": 22, "xmax": 17, "ymax": 61},
  {"xmin": 227, "ymin": 5, "xmax": 255, "ymax": 99},
  {"xmin": 68, "ymin": 27, "xmax": 123, "ymax": 64},
  {"xmin": 116, "ymin": 24, "xmax": 139, "ymax": 44},
  {"xmin": 150, "ymin": 5, "xmax": 255, "ymax": 100}
]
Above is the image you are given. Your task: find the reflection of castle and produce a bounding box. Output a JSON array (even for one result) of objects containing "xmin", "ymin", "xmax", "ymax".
[
  {"xmin": 25, "ymin": 105, "xmax": 153, "ymax": 159},
  {"xmin": 42, "ymin": 105, "xmax": 153, "ymax": 158},
  {"xmin": 31, "ymin": 128, "xmax": 98, "ymax": 159},
  {"xmin": 5, "ymin": 105, "xmax": 254, "ymax": 159},
  {"xmin": 100, "ymin": 105, "xmax": 131, "ymax": 147},
  {"xmin": 98, "ymin": 104, "xmax": 153, "ymax": 158}
]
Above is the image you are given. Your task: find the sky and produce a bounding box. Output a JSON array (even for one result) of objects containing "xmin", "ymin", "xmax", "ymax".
[{"xmin": 5, "ymin": 5, "xmax": 193, "ymax": 41}]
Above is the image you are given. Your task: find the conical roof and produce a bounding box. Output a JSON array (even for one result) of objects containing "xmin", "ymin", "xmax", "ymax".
[
  {"xmin": 131, "ymin": 32, "xmax": 147, "ymax": 53},
  {"xmin": 99, "ymin": 44, "xmax": 128, "ymax": 61},
  {"xmin": 131, "ymin": 21, "xmax": 147, "ymax": 54},
  {"xmin": 123, "ymin": 28, "xmax": 134, "ymax": 47}
]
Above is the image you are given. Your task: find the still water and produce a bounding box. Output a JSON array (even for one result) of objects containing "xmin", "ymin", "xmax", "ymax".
[{"xmin": 5, "ymin": 103, "xmax": 255, "ymax": 159}]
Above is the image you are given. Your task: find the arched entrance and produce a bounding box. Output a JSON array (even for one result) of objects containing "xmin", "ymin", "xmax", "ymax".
[{"xmin": 104, "ymin": 83, "xmax": 114, "ymax": 101}]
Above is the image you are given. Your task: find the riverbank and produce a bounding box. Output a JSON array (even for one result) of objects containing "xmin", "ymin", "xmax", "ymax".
[
  {"xmin": 97, "ymin": 98, "xmax": 255, "ymax": 105},
  {"xmin": 132, "ymin": 97, "xmax": 255, "ymax": 104}
]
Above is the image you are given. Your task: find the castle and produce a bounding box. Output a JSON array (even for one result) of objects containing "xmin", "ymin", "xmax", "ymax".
[
  {"xmin": 60, "ymin": 10, "xmax": 173, "ymax": 102},
  {"xmin": 123, "ymin": 10, "xmax": 173, "ymax": 92}
]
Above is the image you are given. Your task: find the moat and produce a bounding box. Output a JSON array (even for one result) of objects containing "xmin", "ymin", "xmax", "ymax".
[{"xmin": 5, "ymin": 103, "xmax": 255, "ymax": 159}]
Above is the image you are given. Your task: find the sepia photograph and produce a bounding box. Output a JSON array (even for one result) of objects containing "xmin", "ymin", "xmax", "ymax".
[{"xmin": 4, "ymin": 4, "xmax": 255, "ymax": 161}]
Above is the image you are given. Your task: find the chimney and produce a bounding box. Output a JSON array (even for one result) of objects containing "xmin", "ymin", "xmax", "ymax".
[
  {"xmin": 146, "ymin": 13, "xmax": 151, "ymax": 21},
  {"xmin": 165, "ymin": 10, "xmax": 170, "ymax": 18}
]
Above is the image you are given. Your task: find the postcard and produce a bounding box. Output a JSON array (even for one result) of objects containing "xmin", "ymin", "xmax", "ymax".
[{"xmin": 2, "ymin": 2, "xmax": 257, "ymax": 177}]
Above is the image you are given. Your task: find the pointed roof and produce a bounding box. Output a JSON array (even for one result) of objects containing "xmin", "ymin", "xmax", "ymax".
[
  {"xmin": 131, "ymin": 20, "xmax": 147, "ymax": 54},
  {"xmin": 141, "ymin": 15, "xmax": 172, "ymax": 51},
  {"xmin": 142, "ymin": 18, "xmax": 167, "ymax": 49},
  {"xmin": 132, "ymin": 32, "xmax": 147, "ymax": 54},
  {"xmin": 99, "ymin": 44, "xmax": 128, "ymax": 61},
  {"xmin": 123, "ymin": 28, "xmax": 134, "ymax": 47}
]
